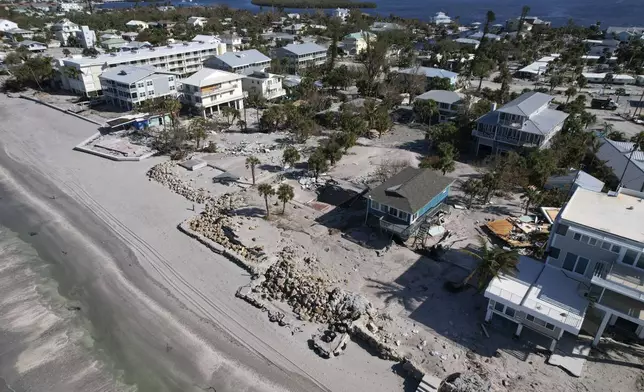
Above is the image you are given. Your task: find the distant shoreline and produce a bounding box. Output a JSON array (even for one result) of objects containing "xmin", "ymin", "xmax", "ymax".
[{"xmin": 250, "ymin": 0, "xmax": 376, "ymax": 9}]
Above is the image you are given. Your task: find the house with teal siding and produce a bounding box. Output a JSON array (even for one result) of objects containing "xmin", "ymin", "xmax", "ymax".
[{"xmin": 365, "ymin": 167, "xmax": 453, "ymax": 239}]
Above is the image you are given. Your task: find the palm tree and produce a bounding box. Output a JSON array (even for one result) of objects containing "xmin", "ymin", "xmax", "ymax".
[
  {"xmin": 162, "ymin": 98, "xmax": 182, "ymax": 126},
  {"xmin": 565, "ymin": 86, "xmax": 577, "ymax": 104},
  {"xmin": 579, "ymin": 111, "xmax": 597, "ymax": 129},
  {"xmin": 245, "ymin": 156, "xmax": 260, "ymax": 185},
  {"xmin": 277, "ymin": 183, "xmax": 294, "ymax": 214},
  {"xmin": 420, "ymin": 142, "xmax": 458, "ymax": 175},
  {"xmin": 459, "ymin": 236, "xmax": 519, "ymax": 292},
  {"xmin": 520, "ymin": 185, "xmax": 543, "ymax": 214},
  {"xmin": 221, "ymin": 106, "xmax": 240, "ymax": 126},
  {"xmin": 257, "ymin": 184, "xmax": 275, "ymax": 218},
  {"xmin": 189, "ymin": 117, "xmax": 209, "ymax": 149},
  {"xmin": 373, "ymin": 107, "xmax": 392, "ymax": 138},
  {"xmin": 461, "ymin": 178, "xmax": 482, "ymax": 208},
  {"xmin": 631, "ymin": 131, "xmax": 644, "ymax": 150}
]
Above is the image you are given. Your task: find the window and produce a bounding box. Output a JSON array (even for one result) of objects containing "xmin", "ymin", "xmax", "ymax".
[
  {"xmin": 371, "ymin": 200, "xmax": 380, "ymax": 211},
  {"xmin": 504, "ymin": 307, "xmax": 515, "ymax": 318},
  {"xmin": 170, "ymin": 85, "xmax": 175, "ymax": 90},
  {"xmin": 601, "ymin": 242, "xmax": 611, "ymax": 251},
  {"xmin": 379, "ymin": 204, "xmax": 388, "ymax": 213},
  {"xmin": 574, "ymin": 257, "xmax": 589, "ymax": 275},
  {"xmin": 562, "ymin": 252, "xmax": 589, "ymax": 275},
  {"xmin": 526, "ymin": 314, "xmax": 535, "ymax": 322},
  {"xmin": 137, "ymin": 82, "xmax": 144, "ymax": 88},
  {"xmin": 147, "ymin": 81, "xmax": 153, "ymax": 86},
  {"xmin": 549, "ymin": 247, "xmax": 561, "ymax": 259},
  {"xmin": 622, "ymin": 249, "xmax": 639, "ymax": 266},
  {"xmin": 545, "ymin": 323, "xmax": 556, "ymax": 331},
  {"xmin": 140, "ymin": 91, "xmax": 146, "ymax": 97},
  {"xmin": 611, "ymin": 245, "xmax": 621, "ymax": 253},
  {"xmin": 573, "ymin": 232, "xmax": 598, "ymax": 246},
  {"xmin": 148, "ymin": 90, "xmax": 155, "ymax": 96},
  {"xmin": 168, "ymin": 76, "xmax": 174, "ymax": 82},
  {"xmin": 494, "ymin": 302, "xmax": 504, "ymax": 312},
  {"xmin": 589, "ymin": 238, "xmax": 597, "ymax": 246},
  {"xmin": 398, "ymin": 210, "xmax": 410, "ymax": 222},
  {"xmin": 130, "ymin": 92, "xmax": 137, "ymax": 98},
  {"xmin": 573, "ymin": 233, "xmax": 581, "ymax": 241}
]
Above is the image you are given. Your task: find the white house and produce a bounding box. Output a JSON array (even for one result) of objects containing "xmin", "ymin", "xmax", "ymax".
[
  {"xmin": 181, "ymin": 68, "xmax": 245, "ymax": 118},
  {"xmin": 4, "ymin": 28, "xmax": 35, "ymax": 41},
  {"xmin": 187, "ymin": 16, "xmax": 208, "ymax": 28},
  {"xmin": 582, "ymin": 72, "xmax": 636, "ymax": 85},
  {"xmin": 100, "ymin": 65, "xmax": 180, "ymax": 110},
  {"xmin": 430, "ymin": 12, "xmax": 451, "ymax": 25},
  {"xmin": 78, "ymin": 25, "xmax": 96, "ymax": 49},
  {"xmin": 126, "ymin": 20, "xmax": 148, "ymax": 30},
  {"xmin": 0, "ymin": 19, "xmax": 19, "ymax": 33},
  {"xmin": 51, "ymin": 18, "xmax": 80, "ymax": 46},
  {"xmin": 334, "ymin": 8, "xmax": 349, "ymax": 21},
  {"xmin": 220, "ymin": 34, "xmax": 242, "ymax": 52},
  {"xmin": 16, "ymin": 40, "xmax": 47, "ymax": 52},
  {"xmin": 58, "ymin": 2, "xmax": 84, "ymax": 12},
  {"xmin": 59, "ymin": 41, "xmax": 225, "ymax": 96},
  {"xmin": 242, "ymin": 71, "xmax": 286, "ymax": 101}
]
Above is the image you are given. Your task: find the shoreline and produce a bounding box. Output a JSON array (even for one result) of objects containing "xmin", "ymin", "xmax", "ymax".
[{"xmin": 0, "ymin": 145, "xmax": 318, "ymax": 392}]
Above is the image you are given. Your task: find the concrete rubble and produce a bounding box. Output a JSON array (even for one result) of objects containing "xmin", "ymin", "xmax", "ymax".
[{"xmin": 439, "ymin": 373, "xmax": 491, "ymax": 392}]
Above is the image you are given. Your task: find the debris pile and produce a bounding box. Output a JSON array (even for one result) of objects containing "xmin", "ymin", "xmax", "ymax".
[
  {"xmin": 310, "ymin": 331, "xmax": 350, "ymax": 358},
  {"xmin": 189, "ymin": 196, "xmax": 265, "ymax": 263},
  {"xmin": 147, "ymin": 161, "xmax": 212, "ymax": 203},
  {"xmin": 439, "ymin": 373, "xmax": 491, "ymax": 392},
  {"xmin": 218, "ymin": 141, "xmax": 276, "ymax": 156},
  {"xmin": 255, "ymin": 248, "xmax": 374, "ymax": 329}
]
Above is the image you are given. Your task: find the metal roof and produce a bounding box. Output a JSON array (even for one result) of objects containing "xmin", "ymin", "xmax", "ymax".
[
  {"xmin": 497, "ymin": 91, "xmax": 552, "ymax": 117},
  {"xmin": 398, "ymin": 66, "xmax": 458, "ymax": 80},
  {"xmin": 60, "ymin": 41, "xmax": 221, "ymax": 67},
  {"xmin": 279, "ymin": 42, "xmax": 326, "ymax": 56},
  {"xmin": 181, "ymin": 68, "xmax": 243, "ymax": 87},
  {"xmin": 211, "ymin": 49, "xmax": 270, "ymax": 68},
  {"xmin": 99, "ymin": 65, "xmax": 176, "ymax": 84},
  {"xmin": 415, "ymin": 90, "xmax": 463, "ymax": 104},
  {"xmin": 365, "ymin": 167, "xmax": 453, "ymax": 213}
]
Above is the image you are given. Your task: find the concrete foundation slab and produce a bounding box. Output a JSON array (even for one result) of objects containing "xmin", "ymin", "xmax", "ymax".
[
  {"xmin": 179, "ymin": 159, "xmax": 207, "ymax": 171},
  {"xmin": 547, "ymin": 341, "xmax": 591, "ymax": 377},
  {"xmin": 416, "ymin": 374, "xmax": 441, "ymax": 392}
]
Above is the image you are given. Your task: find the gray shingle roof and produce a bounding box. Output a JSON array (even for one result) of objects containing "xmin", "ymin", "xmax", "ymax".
[
  {"xmin": 280, "ymin": 42, "xmax": 326, "ymax": 55},
  {"xmin": 497, "ymin": 91, "xmax": 552, "ymax": 116},
  {"xmin": 415, "ymin": 90, "xmax": 463, "ymax": 104},
  {"xmin": 366, "ymin": 167, "xmax": 453, "ymax": 213},
  {"xmin": 212, "ymin": 49, "xmax": 270, "ymax": 68},
  {"xmin": 398, "ymin": 66, "xmax": 458, "ymax": 80},
  {"xmin": 99, "ymin": 65, "xmax": 172, "ymax": 84}
]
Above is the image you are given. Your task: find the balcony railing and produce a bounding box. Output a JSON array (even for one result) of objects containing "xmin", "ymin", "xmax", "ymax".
[
  {"xmin": 593, "ymin": 261, "xmax": 644, "ymax": 301},
  {"xmin": 472, "ymin": 129, "xmax": 495, "ymax": 139},
  {"xmin": 499, "ymin": 119, "xmax": 524, "ymax": 129},
  {"xmin": 198, "ymin": 83, "xmax": 239, "ymax": 97},
  {"xmin": 486, "ymin": 285, "xmax": 584, "ymax": 329}
]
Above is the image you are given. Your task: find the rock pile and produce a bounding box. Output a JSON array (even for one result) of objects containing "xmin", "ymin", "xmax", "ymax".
[
  {"xmin": 147, "ymin": 161, "xmax": 212, "ymax": 204},
  {"xmin": 189, "ymin": 195, "xmax": 264, "ymax": 263},
  {"xmin": 439, "ymin": 373, "xmax": 491, "ymax": 392},
  {"xmin": 255, "ymin": 249, "xmax": 374, "ymax": 329}
]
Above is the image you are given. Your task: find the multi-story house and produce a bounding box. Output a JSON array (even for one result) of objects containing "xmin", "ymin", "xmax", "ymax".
[
  {"xmin": 51, "ymin": 18, "xmax": 80, "ymax": 46},
  {"xmin": 99, "ymin": 65, "xmax": 180, "ymax": 110},
  {"xmin": 430, "ymin": 12, "xmax": 452, "ymax": 25},
  {"xmin": 220, "ymin": 34, "xmax": 242, "ymax": 52},
  {"xmin": 472, "ymin": 91, "xmax": 568, "ymax": 155},
  {"xmin": 204, "ymin": 49, "xmax": 270, "ymax": 75},
  {"xmin": 181, "ymin": 68, "xmax": 244, "ymax": 118},
  {"xmin": 364, "ymin": 167, "xmax": 453, "ymax": 240},
  {"xmin": 342, "ymin": 31, "xmax": 376, "ymax": 55},
  {"xmin": 334, "ymin": 8, "xmax": 349, "ymax": 21},
  {"xmin": 58, "ymin": 2, "xmax": 84, "ymax": 12},
  {"xmin": 241, "ymin": 71, "xmax": 286, "ymax": 101},
  {"xmin": 414, "ymin": 90, "xmax": 466, "ymax": 123},
  {"xmin": 274, "ymin": 43, "xmax": 327, "ymax": 72},
  {"xmin": 59, "ymin": 41, "xmax": 226, "ymax": 96},
  {"xmin": 546, "ymin": 187, "xmax": 644, "ymax": 345}
]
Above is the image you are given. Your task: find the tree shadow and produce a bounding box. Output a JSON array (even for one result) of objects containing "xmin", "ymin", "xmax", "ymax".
[
  {"xmin": 232, "ymin": 207, "xmax": 265, "ymax": 218},
  {"xmin": 397, "ymin": 139, "xmax": 428, "ymax": 153},
  {"xmin": 258, "ymin": 164, "xmax": 282, "ymax": 173}
]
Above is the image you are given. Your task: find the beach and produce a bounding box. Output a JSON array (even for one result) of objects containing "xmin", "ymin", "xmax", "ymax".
[{"xmin": 0, "ymin": 94, "xmax": 403, "ymax": 392}]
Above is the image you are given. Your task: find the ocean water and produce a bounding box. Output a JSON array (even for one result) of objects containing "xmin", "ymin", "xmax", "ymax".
[
  {"xmin": 102, "ymin": 0, "xmax": 644, "ymax": 27},
  {"xmin": 0, "ymin": 224, "xmax": 135, "ymax": 392}
]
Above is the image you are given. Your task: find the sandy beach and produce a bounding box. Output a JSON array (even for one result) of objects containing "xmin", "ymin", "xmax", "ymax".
[{"xmin": 0, "ymin": 94, "xmax": 404, "ymax": 392}]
